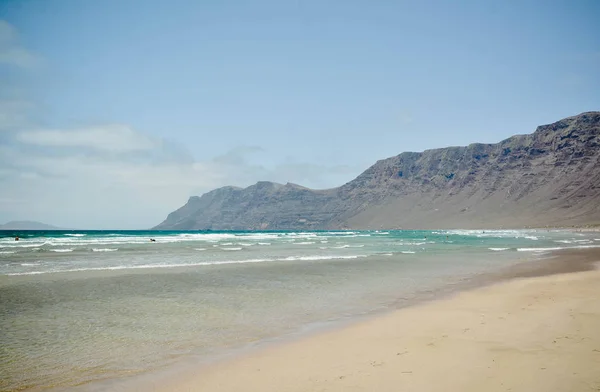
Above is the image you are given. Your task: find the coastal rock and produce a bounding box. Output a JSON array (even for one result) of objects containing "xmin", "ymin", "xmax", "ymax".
[{"xmin": 153, "ymin": 112, "xmax": 600, "ymax": 230}]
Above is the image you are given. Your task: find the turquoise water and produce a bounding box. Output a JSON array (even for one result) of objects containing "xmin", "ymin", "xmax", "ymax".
[
  {"xmin": 1, "ymin": 229, "xmax": 599, "ymax": 391},
  {"xmin": 3, "ymin": 229, "xmax": 598, "ymax": 276}
]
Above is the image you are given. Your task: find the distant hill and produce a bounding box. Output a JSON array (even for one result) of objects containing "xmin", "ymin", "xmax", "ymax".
[
  {"xmin": 153, "ymin": 111, "xmax": 600, "ymax": 230},
  {"xmin": 0, "ymin": 221, "xmax": 64, "ymax": 230}
]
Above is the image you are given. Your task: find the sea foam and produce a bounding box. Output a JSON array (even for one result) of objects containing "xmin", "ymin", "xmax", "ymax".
[{"xmin": 5, "ymin": 254, "xmax": 369, "ymax": 276}]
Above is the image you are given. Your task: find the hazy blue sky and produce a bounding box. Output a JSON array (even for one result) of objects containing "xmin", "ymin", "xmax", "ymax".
[{"xmin": 0, "ymin": 0, "xmax": 598, "ymax": 228}]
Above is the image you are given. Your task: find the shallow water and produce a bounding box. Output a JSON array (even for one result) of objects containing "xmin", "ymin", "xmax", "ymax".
[{"xmin": 1, "ymin": 229, "xmax": 598, "ymax": 391}]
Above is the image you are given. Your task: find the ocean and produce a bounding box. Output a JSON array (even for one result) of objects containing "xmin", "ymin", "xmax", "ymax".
[{"xmin": 1, "ymin": 229, "xmax": 599, "ymax": 391}]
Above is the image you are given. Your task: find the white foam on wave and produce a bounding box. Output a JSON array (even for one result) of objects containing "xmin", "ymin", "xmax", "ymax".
[
  {"xmin": 92, "ymin": 248, "xmax": 117, "ymax": 252},
  {"xmin": 5, "ymin": 254, "xmax": 369, "ymax": 276},
  {"xmin": 283, "ymin": 232, "xmax": 319, "ymax": 239},
  {"xmin": 294, "ymin": 241, "xmax": 316, "ymax": 245},
  {"xmin": 517, "ymin": 245, "xmax": 600, "ymax": 252},
  {"xmin": 401, "ymin": 251, "xmax": 416, "ymax": 254},
  {"xmin": 517, "ymin": 247, "xmax": 563, "ymax": 252},
  {"xmin": 20, "ymin": 262, "xmax": 39, "ymax": 266},
  {"xmin": 176, "ymin": 233, "xmax": 237, "ymax": 241},
  {"xmin": 16, "ymin": 238, "xmax": 153, "ymax": 247},
  {"xmin": 0, "ymin": 243, "xmax": 46, "ymax": 248},
  {"xmin": 221, "ymin": 247, "xmax": 242, "ymax": 251},
  {"xmin": 194, "ymin": 248, "xmax": 207, "ymax": 251},
  {"xmin": 283, "ymin": 255, "xmax": 366, "ymax": 261},
  {"xmin": 332, "ymin": 244, "xmax": 365, "ymax": 249},
  {"xmin": 489, "ymin": 248, "xmax": 510, "ymax": 251},
  {"xmin": 41, "ymin": 233, "xmax": 268, "ymax": 246},
  {"xmin": 238, "ymin": 233, "xmax": 280, "ymax": 240},
  {"xmin": 0, "ymin": 231, "xmax": 372, "ymax": 249},
  {"xmin": 445, "ymin": 229, "xmax": 542, "ymax": 240},
  {"xmin": 50, "ymin": 249, "xmax": 74, "ymax": 252},
  {"xmin": 0, "ymin": 251, "xmax": 16, "ymax": 254},
  {"xmin": 393, "ymin": 241, "xmax": 424, "ymax": 246}
]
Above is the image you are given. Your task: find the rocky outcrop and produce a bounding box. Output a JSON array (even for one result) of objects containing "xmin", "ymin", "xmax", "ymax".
[{"xmin": 153, "ymin": 112, "xmax": 600, "ymax": 230}]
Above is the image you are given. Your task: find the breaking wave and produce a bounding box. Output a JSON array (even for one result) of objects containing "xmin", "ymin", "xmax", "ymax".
[{"xmin": 6, "ymin": 254, "xmax": 369, "ymax": 276}]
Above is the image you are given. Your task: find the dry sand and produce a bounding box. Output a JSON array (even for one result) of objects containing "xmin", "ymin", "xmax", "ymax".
[{"xmin": 133, "ymin": 250, "xmax": 600, "ymax": 392}]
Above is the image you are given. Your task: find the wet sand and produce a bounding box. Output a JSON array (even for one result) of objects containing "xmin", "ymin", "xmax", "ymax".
[{"xmin": 133, "ymin": 248, "xmax": 600, "ymax": 392}]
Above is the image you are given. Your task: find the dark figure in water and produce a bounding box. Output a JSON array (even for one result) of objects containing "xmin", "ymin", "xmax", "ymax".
[
  {"xmin": 15, "ymin": 236, "xmax": 19, "ymax": 241},
  {"xmin": 150, "ymin": 238, "xmax": 156, "ymax": 242}
]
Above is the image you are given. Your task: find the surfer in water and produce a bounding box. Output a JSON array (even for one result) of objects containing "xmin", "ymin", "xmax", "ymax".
[
  {"xmin": 150, "ymin": 238, "xmax": 156, "ymax": 242},
  {"xmin": 15, "ymin": 236, "xmax": 19, "ymax": 241}
]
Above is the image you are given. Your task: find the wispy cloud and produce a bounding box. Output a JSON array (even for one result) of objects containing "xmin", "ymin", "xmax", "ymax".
[
  {"xmin": 0, "ymin": 47, "xmax": 39, "ymax": 68},
  {"xmin": 16, "ymin": 125, "xmax": 160, "ymax": 152},
  {"xmin": 0, "ymin": 20, "xmax": 40, "ymax": 69},
  {"xmin": 398, "ymin": 110, "xmax": 413, "ymax": 125},
  {"xmin": 0, "ymin": 99, "xmax": 34, "ymax": 130},
  {"xmin": 1, "ymin": 122, "xmax": 360, "ymax": 228},
  {"xmin": 212, "ymin": 146, "xmax": 264, "ymax": 165},
  {"xmin": 0, "ymin": 17, "xmax": 359, "ymax": 227},
  {"xmin": 0, "ymin": 20, "xmax": 16, "ymax": 43}
]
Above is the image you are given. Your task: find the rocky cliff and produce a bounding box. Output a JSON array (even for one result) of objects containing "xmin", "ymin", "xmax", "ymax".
[{"xmin": 153, "ymin": 112, "xmax": 600, "ymax": 230}]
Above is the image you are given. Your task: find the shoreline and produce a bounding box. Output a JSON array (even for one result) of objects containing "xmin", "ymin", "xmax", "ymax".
[{"xmin": 84, "ymin": 247, "xmax": 600, "ymax": 392}]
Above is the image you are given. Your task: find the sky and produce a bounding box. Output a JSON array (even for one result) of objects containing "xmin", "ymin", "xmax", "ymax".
[{"xmin": 0, "ymin": 0, "xmax": 599, "ymax": 229}]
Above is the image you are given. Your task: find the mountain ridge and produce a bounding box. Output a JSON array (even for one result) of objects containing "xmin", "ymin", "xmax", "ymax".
[
  {"xmin": 0, "ymin": 221, "xmax": 64, "ymax": 230},
  {"xmin": 154, "ymin": 111, "xmax": 600, "ymax": 230}
]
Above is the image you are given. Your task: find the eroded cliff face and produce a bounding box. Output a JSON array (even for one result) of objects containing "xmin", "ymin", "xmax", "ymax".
[{"xmin": 153, "ymin": 112, "xmax": 600, "ymax": 230}]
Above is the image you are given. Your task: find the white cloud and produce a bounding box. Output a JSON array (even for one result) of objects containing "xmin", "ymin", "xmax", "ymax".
[
  {"xmin": 0, "ymin": 146, "xmax": 223, "ymax": 228},
  {"xmin": 16, "ymin": 125, "xmax": 160, "ymax": 152},
  {"xmin": 0, "ymin": 20, "xmax": 16, "ymax": 44},
  {"xmin": 398, "ymin": 110, "xmax": 413, "ymax": 125},
  {"xmin": 0, "ymin": 20, "xmax": 363, "ymax": 228},
  {"xmin": 0, "ymin": 100, "xmax": 34, "ymax": 130},
  {"xmin": 0, "ymin": 47, "xmax": 39, "ymax": 68},
  {"xmin": 1, "ymin": 125, "xmax": 360, "ymax": 229},
  {"xmin": 212, "ymin": 145, "xmax": 264, "ymax": 165},
  {"xmin": 0, "ymin": 20, "xmax": 40, "ymax": 69}
]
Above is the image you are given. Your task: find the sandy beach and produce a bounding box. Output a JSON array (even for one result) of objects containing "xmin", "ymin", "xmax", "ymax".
[{"xmin": 135, "ymin": 249, "xmax": 600, "ymax": 392}]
